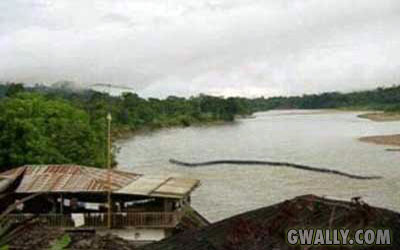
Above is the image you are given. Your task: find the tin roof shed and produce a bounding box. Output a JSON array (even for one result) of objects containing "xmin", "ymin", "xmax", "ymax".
[{"xmin": 0, "ymin": 165, "xmax": 200, "ymax": 199}]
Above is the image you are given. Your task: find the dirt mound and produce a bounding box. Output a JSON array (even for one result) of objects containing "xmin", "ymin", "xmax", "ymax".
[
  {"xmin": 141, "ymin": 195, "xmax": 400, "ymax": 250},
  {"xmin": 4, "ymin": 221, "xmax": 138, "ymax": 250},
  {"xmin": 67, "ymin": 232, "xmax": 137, "ymax": 250},
  {"xmin": 7, "ymin": 221, "xmax": 64, "ymax": 250}
]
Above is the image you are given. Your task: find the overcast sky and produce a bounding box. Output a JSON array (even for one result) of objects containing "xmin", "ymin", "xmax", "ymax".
[{"xmin": 0, "ymin": 0, "xmax": 399, "ymax": 98}]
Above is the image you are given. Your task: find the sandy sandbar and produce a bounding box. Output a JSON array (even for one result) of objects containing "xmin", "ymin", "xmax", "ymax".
[
  {"xmin": 359, "ymin": 134, "xmax": 400, "ymax": 147},
  {"xmin": 358, "ymin": 112, "xmax": 400, "ymax": 122}
]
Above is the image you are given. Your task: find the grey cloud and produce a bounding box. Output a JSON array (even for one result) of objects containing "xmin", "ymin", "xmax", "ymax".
[
  {"xmin": 102, "ymin": 13, "xmax": 135, "ymax": 27},
  {"xmin": 0, "ymin": 0, "xmax": 399, "ymax": 98}
]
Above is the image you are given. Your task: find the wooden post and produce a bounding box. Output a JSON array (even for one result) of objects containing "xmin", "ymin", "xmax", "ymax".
[
  {"xmin": 164, "ymin": 199, "xmax": 171, "ymax": 212},
  {"xmin": 60, "ymin": 194, "xmax": 64, "ymax": 214}
]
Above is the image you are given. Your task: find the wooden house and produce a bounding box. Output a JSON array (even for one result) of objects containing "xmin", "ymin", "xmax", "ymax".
[{"xmin": 0, "ymin": 165, "xmax": 207, "ymax": 242}]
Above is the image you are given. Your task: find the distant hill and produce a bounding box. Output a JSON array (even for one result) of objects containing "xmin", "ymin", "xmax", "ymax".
[{"xmin": 248, "ymin": 85, "xmax": 400, "ymax": 112}]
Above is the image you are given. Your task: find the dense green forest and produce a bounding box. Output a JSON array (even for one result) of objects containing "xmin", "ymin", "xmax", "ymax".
[
  {"xmin": 1, "ymin": 82, "xmax": 400, "ymax": 171},
  {"xmin": 0, "ymin": 93, "xmax": 107, "ymax": 169},
  {"xmin": 0, "ymin": 83, "xmax": 252, "ymax": 170}
]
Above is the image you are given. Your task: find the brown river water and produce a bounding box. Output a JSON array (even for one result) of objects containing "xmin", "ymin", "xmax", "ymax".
[{"xmin": 117, "ymin": 110, "xmax": 400, "ymax": 222}]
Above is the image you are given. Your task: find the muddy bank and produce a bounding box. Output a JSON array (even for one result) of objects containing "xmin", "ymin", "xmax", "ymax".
[
  {"xmin": 359, "ymin": 134, "xmax": 400, "ymax": 148},
  {"xmin": 358, "ymin": 112, "xmax": 400, "ymax": 122},
  {"xmin": 357, "ymin": 112, "xmax": 400, "ymax": 148}
]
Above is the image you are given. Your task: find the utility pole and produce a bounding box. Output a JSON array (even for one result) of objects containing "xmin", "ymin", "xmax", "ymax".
[
  {"xmin": 107, "ymin": 112, "xmax": 112, "ymax": 229},
  {"xmin": 90, "ymin": 83, "xmax": 136, "ymax": 229}
]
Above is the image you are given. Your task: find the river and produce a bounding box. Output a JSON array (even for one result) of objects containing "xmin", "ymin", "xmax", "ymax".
[{"xmin": 117, "ymin": 110, "xmax": 400, "ymax": 222}]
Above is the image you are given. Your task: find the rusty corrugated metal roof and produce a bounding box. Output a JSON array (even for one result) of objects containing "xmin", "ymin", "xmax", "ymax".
[
  {"xmin": 0, "ymin": 165, "xmax": 200, "ymax": 198},
  {"xmin": 0, "ymin": 165, "xmax": 140, "ymax": 193}
]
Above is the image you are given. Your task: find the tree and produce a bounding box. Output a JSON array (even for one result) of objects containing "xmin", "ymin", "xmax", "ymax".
[
  {"xmin": 5, "ymin": 83, "xmax": 24, "ymax": 97},
  {"xmin": 0, "ymin": 93, "xmax": 107, "ymax": 170}
]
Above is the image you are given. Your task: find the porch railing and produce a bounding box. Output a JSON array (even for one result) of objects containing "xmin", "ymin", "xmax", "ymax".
[{"xmin": 6, "ymin": 212, "xmax": 181, "ymax": 228}]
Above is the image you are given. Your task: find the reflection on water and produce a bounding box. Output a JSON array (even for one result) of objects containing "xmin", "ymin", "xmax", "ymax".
[{"xmin": 117, "ymin": 110, "xmax": 400, "ymax": 222}]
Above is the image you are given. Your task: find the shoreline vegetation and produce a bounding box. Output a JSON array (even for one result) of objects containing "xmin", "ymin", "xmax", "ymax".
[
  {"xmin": 115, "ymin": 114, "xmax": 252, "ymax": 139},
  {"xmin": 113, "ymin": 118, "xmax": 232, "ymax": 140},
  {"xmin": 2, "ymin": 82, "xmax": 400, "ymax": 170}
]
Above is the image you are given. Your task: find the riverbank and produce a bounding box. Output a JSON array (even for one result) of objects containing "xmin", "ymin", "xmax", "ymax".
[
  {"xmin": 113, "ymin": 119, "xmax": 234, "ymax": 140},
  {"xmin": 270, "ymin": 109, "xmax": 367, "ymax": 116},
  {"xmin": 357, "ymin": 112, "xmax": 400, "ymax": 148},
  {"xmin": 359, "ymin": 134, "xmax": 400, "ymax": 147},
  {"xmin": 357, "ymin": 112, "xmax": 400, "ymax": 122}
]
